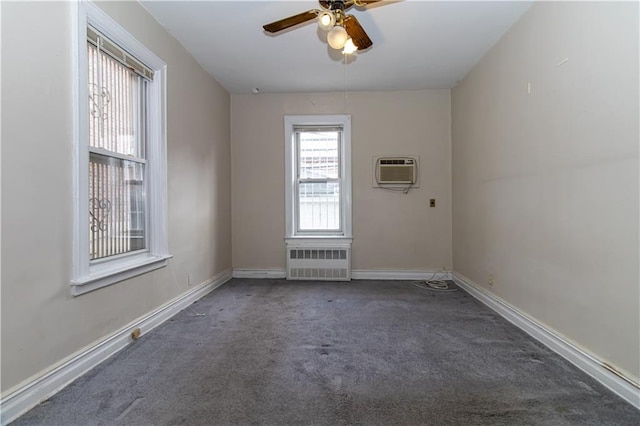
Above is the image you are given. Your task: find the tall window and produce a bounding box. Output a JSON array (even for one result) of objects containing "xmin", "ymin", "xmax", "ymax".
[
  {"xmin": 87, "ymin": 26, "xmax": 149, "ymax": 260},
  {"xmin": 296, "ymin": 128, "xmax": 342, "ymax": 232},
  {"xmin": 72, "ymin": 1, "xmax": 169, "ymax": 296},
  {"xmin": 285, "ymin": 115, "xmax": 352, "ymax": 239}
]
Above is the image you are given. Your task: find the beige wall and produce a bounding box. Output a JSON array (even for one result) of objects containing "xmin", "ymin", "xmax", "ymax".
[
  {"xmin": 452, "ymin": 1, "xmax": 639, "ymax": 382},
  {"xmin": 231, "ymin": 90, "xmax": 452, "ymax": 271},
  {"xmin": 1, "ymin": 1, "xmax": 231, "ymax": 392}
]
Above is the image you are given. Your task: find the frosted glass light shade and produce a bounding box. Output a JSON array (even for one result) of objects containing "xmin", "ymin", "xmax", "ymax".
[
  {"xmin": 327, "ymin": 25, "xmax": 348, "ymax": 49},
  {"xmin": 342, "ymin": 38, "xmax": 358, "ymax": 54},
  {"xmin": 318, "ymin": 12, "xmax": 335, "ymax": 31}
]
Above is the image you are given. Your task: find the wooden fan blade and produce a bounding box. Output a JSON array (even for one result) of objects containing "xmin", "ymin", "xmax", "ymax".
[
  {"xmin": 263, "ymin": 10, "xmax": 318, "ymax": 33},
  {"xmin": 343, "ymin": 15, "xmax": 372, "ymax": 50}
]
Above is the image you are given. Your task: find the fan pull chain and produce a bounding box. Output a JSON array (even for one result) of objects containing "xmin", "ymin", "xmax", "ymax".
[{"xmin": 343, "ymin": 53, "xmax": 348, "ymax": 113}]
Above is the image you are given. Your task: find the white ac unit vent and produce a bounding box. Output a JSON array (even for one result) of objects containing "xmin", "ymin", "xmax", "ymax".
[
  {"xmin": 287, "ymin": 247, "xmax": 351, "ymax": 281},
  {"xmin": 376, "ymin": 157, "xmax": 417, "ymax": 184}
]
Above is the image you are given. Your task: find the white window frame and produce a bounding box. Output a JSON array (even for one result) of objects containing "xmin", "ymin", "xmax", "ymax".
[
  {"xmin": 284, "ymin": 115, "xmax": 352, "ymax": 244},
  {"xmin": 71, "ymin": 1, "xmax": 170, "ymax": 296}
]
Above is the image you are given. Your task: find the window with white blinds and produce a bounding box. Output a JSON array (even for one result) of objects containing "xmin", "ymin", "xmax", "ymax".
[
  {"xmin": 72, "ymin": 1, "xmax": 169, "ymax": 296},
  {"xmin": 87, "ymin": 27, "xmax": 149, "ymax": 260}
]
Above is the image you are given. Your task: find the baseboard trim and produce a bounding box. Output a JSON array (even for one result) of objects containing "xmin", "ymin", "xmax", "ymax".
[
  {"xmin": 453, "ymin": 272, "xmax": 640, "ymax": 410},
  {"xmin": 231, "ymin": 269, "xmax": 453, "ymax": 281},
  {"xmin": 0, "ymin": 268, "xmax": 233, "ymax": 425},
  {"xmin": 232, "ymin": 269, "xmax": 286, "ymax": 279},
  {"xmin": 352, "ymin": 269, "xmax": 452, "ymax": 281}
]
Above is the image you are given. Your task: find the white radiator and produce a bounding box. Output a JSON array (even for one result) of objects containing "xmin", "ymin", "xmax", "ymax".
[{"xmin": 286, "ymin": 246, "xmax": 351, "ymax": 281}]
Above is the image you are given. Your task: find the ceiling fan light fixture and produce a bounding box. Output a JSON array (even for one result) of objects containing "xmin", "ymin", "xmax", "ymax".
[
  {"xmin": 342, "ymin": 37, "xmax": 358, "ymax": 54},
  {"xmin": 318, "ymin": 11, "xmax": 335, "ymax": 31},
  {"xmin": 327, "ymin": 25, "xmax": 348, "ymax": 49},
  {"xmin": 262, "ymin": 1, "xmax": 374, "ymax": 52}
]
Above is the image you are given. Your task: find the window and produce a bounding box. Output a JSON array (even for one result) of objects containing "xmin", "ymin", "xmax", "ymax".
[
  {"xmin": 87, "ymin": 25, "xmax": 150, "ymax": 260},
  {"xmin": 72, "ymin": 1, "xmax": 170, "ymax": 296},
  {"xmin": 296, "ymin": 128, "xmax": 341, "ymax": 232},
  {"xmin": 285, "ymin": 115, "xmax": 352, "ymax": 240}
]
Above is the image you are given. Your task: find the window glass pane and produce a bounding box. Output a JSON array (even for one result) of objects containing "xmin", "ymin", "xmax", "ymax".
[
  {"xmin": 89, "ymin": 153, "xmax": 145, "ymax": 260},
  {"xmin": 88, "ymin": 42, "xmax": 144, "ymax": 158},
  {"xmin": 298, "ymin": 182, "xmax": 340, "ymax": 231},
  {"xmin": 298, "ymin": 131, "xmax": 339, "ymax": 179}
]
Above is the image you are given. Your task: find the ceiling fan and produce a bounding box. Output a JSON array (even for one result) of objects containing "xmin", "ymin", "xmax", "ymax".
[{"xmin": 263, "ymin": 0, "xmax": 381, "ymax": 54}]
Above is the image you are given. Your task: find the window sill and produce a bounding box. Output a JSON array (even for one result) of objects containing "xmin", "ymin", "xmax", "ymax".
[
  {"xmin": 285, "ymin": 236, "xmax": 353, "ymax": 247},
  {"xmin": 71, "ymin": 254, "xmax": 172, "ymax": 296}
]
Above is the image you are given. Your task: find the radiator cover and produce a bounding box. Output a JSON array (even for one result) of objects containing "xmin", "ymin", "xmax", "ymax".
[{"xmin": 286, "ymin": 246, "xmax": 351, "ymax": 281}]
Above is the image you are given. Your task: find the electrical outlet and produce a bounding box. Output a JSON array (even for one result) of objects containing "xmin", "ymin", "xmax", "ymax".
[
  {"xmin": 488, "ymin": 274, "xmax": 495, "ymax": 287},
  {"xmin": 430, "ymin": 198, "xmax": 436, "ymax": 208}
]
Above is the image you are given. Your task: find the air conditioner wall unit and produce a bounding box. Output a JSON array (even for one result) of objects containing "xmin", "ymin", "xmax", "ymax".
[{"xmin": 375, "ymin": 157, "xmax": 417, "ymax": 185}]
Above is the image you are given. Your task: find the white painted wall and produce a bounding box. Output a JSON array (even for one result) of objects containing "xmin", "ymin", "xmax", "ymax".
[
  {"xmin": 452, "ymin": 1, "xmax": 639, "ymax": 382},
  {"xmin": 231, "ymin": 90, "xmax": 452, "ymax": 272},
  {"xmin": 0, "ymin": 1, "xmax": 231, "ymax": 393}
]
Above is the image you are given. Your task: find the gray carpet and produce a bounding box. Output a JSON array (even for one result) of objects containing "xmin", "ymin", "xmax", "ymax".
[{"xmin": 11, "ymin": 279, "xmax": 640, "ymax": 425}]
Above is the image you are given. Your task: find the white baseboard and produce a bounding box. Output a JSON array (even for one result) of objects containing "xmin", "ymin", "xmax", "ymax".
[
  {"xmin": 232, "ymin": 269, "xmax": 286, "ymax": 279},
  {"xmin": 352, "ymin": 269, "xmax": 452, "ymax": 281},
  {"xmin": 233, "ymin": 269, "xmax": 452, "ymax": 280},
  {"xmin": 231, "ymin": 269, "xmax": 452, "ymax": 282},
  {"xmin": 0, "ymin": 268, "xmax": 233, "ymax": 425},
  {"xmin": 453, "ymin": 272, "xmax": 640, "ymax": 410}
]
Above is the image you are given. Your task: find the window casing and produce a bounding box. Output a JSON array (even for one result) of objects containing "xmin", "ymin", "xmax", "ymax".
[
  {"xmin": 285, "ymin": 115, "xmax": 352, "ymax": 241},
  {"xmin": 72, "ymin": 1, "xmax": 170, "ymax": 296}
]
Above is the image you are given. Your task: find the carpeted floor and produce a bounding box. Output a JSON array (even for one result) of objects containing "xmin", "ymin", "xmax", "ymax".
[{"xmin": 11, "ymin": 279, "xmax": 640, "ymax": 425}]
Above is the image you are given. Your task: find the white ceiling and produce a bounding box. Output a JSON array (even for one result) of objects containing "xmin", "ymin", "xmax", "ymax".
[{"xmin": 140, "ymin": 0, "xmax": 532, "ymax": 94}]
